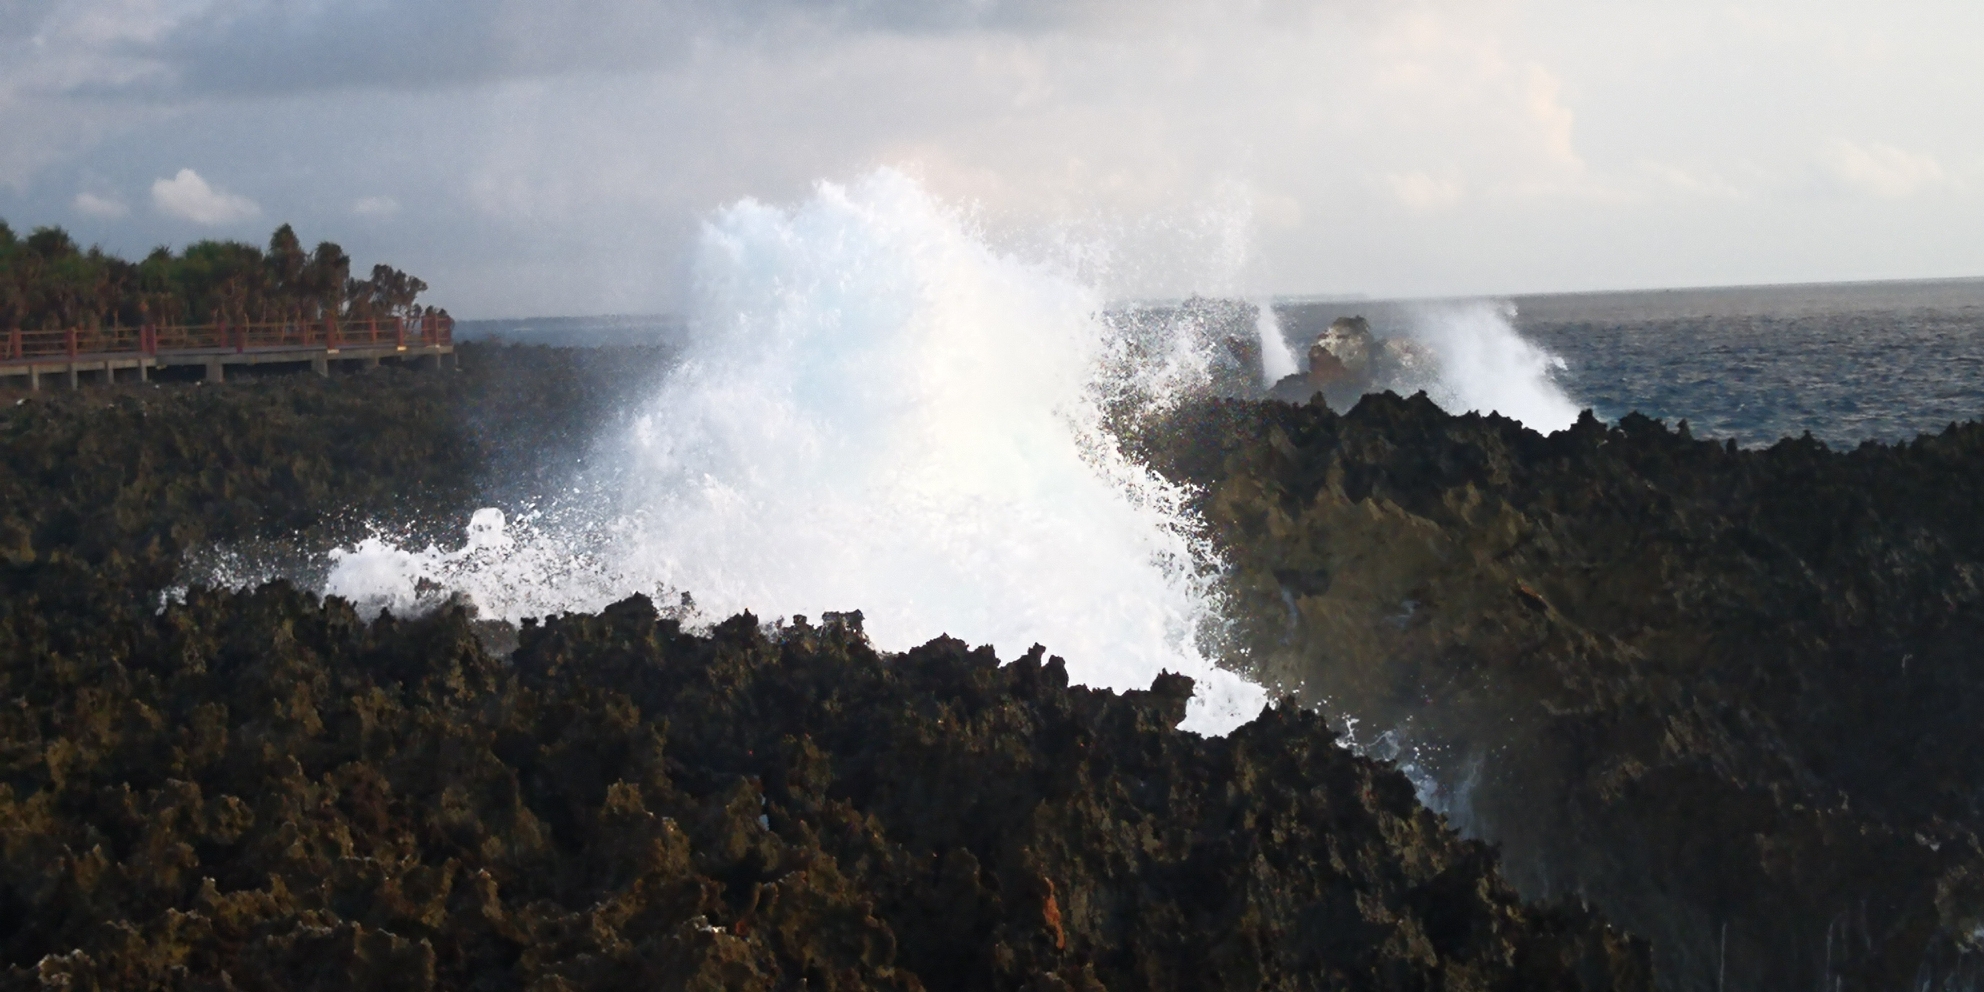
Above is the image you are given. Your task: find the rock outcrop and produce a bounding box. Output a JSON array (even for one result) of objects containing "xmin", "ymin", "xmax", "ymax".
[
  {"xmin": 0, "ymin": 581, "xmax": 1647, "ymax": 990},
  {"xmin": 1144, "ymin": 391, "xmax": 1984, "ymax": 991},
  {"xmin": 24, "ymin": 338, "xmax": 1984, "ymax": 990},
  {"xmin": 1268, "ymin": 318, "xmax": 1433, "ymax": 410}
]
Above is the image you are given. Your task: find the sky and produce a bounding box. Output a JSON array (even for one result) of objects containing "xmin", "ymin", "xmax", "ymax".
[{"xmin": 2, "ymin": 0, "xmax": 1980, "ymax": 318}]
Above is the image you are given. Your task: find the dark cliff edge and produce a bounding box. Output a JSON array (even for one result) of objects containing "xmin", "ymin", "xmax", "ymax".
[
  {"xmin": 24, "ymin": 345, "xmax": 1984, "ymax": 990},
  {"xmin": 0, "ymin": 357, "xmax": 1645, "ymax": 989},
  {"xmin": 1142, "ymin": 391, "xmax": 1984, "ymax": 992},
  {"xmin": 0, "ymin": 586, "xmax": 1642, "ymax": 991}
]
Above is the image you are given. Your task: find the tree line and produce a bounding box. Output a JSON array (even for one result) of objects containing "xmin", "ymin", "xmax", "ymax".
[{"xmin": 0, "ymin": 220, "xmax": 439, "ymax": 332}]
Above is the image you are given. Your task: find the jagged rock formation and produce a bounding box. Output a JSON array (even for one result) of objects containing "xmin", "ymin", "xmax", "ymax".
[
  {"xmin": 0, "ymin": 580, "xmax": 1648, "ymax": 991},
  {"xmin": 1144, "ymin": 391, "xmax": 1984, "ymax": 991},
  {"xmin": 0, "ymin": 343, "xmax": 670, "ymax": 594},
  {"xmin": 1268, "ymin": 318, "xmax": 1432, "ymax": 410},
  {"xmin": 27, "ymin": 338, "xmax": 1984, "ymax": 990}
]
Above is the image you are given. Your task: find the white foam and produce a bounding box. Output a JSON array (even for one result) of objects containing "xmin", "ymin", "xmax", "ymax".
[
  {"xmin": 1254, "ymin": 300, "xmax": 1299, "ymax": 384},
  {"xmin": 324, "ymin": 169, "xmax": 1267, "ymax": 734},
  {"xmin": 1397, "ymin": 300, "xmax": 1580, "ymax": 433}
]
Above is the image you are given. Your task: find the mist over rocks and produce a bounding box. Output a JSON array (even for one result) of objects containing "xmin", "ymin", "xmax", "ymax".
[
  {"xmin": 0, "ymin": 580, "xmax": 1647, "ymax": 990},
  {"xmin": 1141, "ymin": 390, "xmax": 1984, "ymax": 991}
]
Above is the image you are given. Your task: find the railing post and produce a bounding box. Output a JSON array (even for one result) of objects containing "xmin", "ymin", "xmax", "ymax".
[
  {"xmin": 396, "ymin": 317, "xmax": 406, "ymax": 349},
  {"xmin": 66, "ymin": 328, "xmax": 77, "ymax": 359},
  {"xmin": 328, "ymin": 314, "xmax": 340, "ymax": 349}
]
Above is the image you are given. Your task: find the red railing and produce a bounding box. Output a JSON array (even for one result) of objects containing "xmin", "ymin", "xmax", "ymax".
[{"xmin": 2, "ymin": 315, "xmax": 452, "ymax": 365}]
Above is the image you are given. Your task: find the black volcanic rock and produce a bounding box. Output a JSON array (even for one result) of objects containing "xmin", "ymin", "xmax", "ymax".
[
  {"xmin": 1143, "ymin": 391, "xmax": 1984, "ymax": 991},
  {"xmin": 0, "ymin": 343, "xmax": 670, "ymax": 599},
  {"xmin": 0, "ymin": 585, "xmax": 1646, "ymax": 991}
]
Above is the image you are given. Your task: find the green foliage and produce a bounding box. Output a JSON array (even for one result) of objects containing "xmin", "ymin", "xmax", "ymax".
[{"xmin": 0, "ymin": 219, "xmax": 432, "ymax": 331}]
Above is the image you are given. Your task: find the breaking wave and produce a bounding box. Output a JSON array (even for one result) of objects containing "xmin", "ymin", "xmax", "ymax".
[
  {"xmin": 321, "ymin": 169, "xmax": 1268, "ymax": 734},
  {"xmin": 1395, "ymin": 300, "xmax": 1580, "ymax": 432}
]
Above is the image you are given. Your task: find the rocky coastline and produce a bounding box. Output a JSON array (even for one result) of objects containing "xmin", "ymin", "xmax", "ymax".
[
  {"xmin": 0, "ymin": 582, "xmax": 1644, "ymax": 990},
  {"xmin": 1143, "ymin": 390, "xmax": 1984, "ymax": 991},
  {"xmin": 5, "ymin": 341, "xmax": 1982, "ymax": 989}
]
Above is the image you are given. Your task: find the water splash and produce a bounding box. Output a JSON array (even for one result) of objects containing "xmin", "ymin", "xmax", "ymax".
[
  {"xmin": 1254, "ymin": 300, "xmax": 1299, "ymax": 384},
  {"xmin": 325, "ymin": 169, "xmax": 1267, "ymax": 734},
  {"xmin": 1397, "ymin": 300, "xmax": 1579, "ymax": 432}
]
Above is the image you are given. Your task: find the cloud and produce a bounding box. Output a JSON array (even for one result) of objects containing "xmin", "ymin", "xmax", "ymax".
[
  {"xmin": 6, "ymin": 0, "xmax": 1984, "ymax": 314},
  {"xmin": 1385, "ymin": 172, "xmax": 1465, "ymax": 212},
  {"xmin": 354, "ymin": 196, "xmax": 400, "ymax": 218},
  {"xmin": 1524, "ymin": 65, "xmax": 1583, "ymax": 171},
  {"xmin": 1643, "ymin": 162, "xmax": 1748, "ymax": 201},
  {"xmin": 150, "ymin": 168, "xmax": 259, "ymax": 224},
  {"xmin": 72, "ymin": 190, "xmax": 127, "ymax": 217},
  {"xmin": 60, "ymin": 0, "xmax": 1307, "ymax": 98},
  {"xmin": 1823, "ymin": 139, "xmax": 1947, "ymax": 198}
]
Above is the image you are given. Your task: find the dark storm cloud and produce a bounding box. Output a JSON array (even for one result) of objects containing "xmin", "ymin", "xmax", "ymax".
[
  {"xmin": 153, "ymin": 1, "xmax": 702, "ymax": 94},
  {"xmin": 0, "ymin": 0, "xmax": 60, "ymax": 42},
  {"xmin": 95, "ymin": 0, "xmax": 1182, "ymax": 97}
]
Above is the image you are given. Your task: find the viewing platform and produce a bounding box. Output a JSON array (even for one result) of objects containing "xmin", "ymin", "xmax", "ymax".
[{"xmin": 0, "ymin": 315, "xmax": 453, "ymax": 389}]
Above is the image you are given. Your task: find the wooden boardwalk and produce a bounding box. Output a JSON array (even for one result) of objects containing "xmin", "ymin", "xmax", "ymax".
[{"xmin": 0, "ymin": 315, "xmax": 454, "ymax": 389}]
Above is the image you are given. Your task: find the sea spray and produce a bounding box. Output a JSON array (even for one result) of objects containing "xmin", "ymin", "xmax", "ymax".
[
  {"xmin": 327, "ymin": 169, "xmax": 1268, "ymax": 733},
  {"xmin": 1396, "ymin": 300, "xmax": 1579, "ymax": 432},
  {"xmin": 1255, "ymin": 300, "xmax": 1299, "ymax": 384}
]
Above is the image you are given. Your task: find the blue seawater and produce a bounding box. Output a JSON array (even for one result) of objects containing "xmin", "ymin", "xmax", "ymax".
[{"xmin": 1285, "ymin": 278, "xmax": 1984, "ymax": 449}]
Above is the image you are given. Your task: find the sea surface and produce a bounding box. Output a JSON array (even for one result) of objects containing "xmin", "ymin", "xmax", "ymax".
[
  {"xmin": 462, "ymin": 276, "xmax": 1984, "ymax": 452},
  {"xmin": 1283, "ymin": 277, "xmax": 1984, "ymax": 449}
]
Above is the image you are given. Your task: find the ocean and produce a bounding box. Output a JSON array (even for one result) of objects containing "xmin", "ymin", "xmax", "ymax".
[
  {"xmin": 1283, "ymin": 277, "xmax": 1984, "ymax": 449},
  {"xmin": 369, "ymin": 173, "xmax": 1980, "ymax": 737},
  {"xmin": 467, "ymin": 278, "xmax": 1984, "ymax": 452}
]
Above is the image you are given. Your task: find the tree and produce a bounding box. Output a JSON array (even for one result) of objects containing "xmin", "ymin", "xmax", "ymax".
[
  {"xmin": 301, "ymin": 241, "xmax": 350, "ymax": 320},
  {"xmin": 350, "ymin": 264, "xmax": 428, "ymax": 320},
  {"xmin": 25, "ymin": 226, "xmax": 78, "ymax": 259},
  {"xmin": 0, "ymin": 221, "xmax": 429, "ymax": 332},
  {"xmin": 266, "ymin": 224, "xmax": 307, "ymax": 312}
]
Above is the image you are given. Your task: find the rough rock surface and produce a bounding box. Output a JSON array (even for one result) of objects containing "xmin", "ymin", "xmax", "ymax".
[
  {"xmin": 0, "ymin": 343, "xmax": 669, "ymax": 595},
  {"xmin": 1145, "ymin": 391, "xmax": 1984, "ymax": 991},
  {"xmin": 1267, "ymin": 319, "xmax": 1432, "ymax": 411},
  {"xmin": 0, "ymin": 582, "xmax": 1647, "ymax": 991}
]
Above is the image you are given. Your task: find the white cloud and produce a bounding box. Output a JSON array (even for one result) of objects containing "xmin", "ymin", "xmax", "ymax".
[
  {"xmin": 1823, "ymin": 139, "xmax": 1947, "ymax": 198},
  {"xmin": 354, "ymin": 195, "xmax": 400, "ymax": 217},
  {"xmin": 1643, "ymin": 162, "xmax": 1748, "ymax": 201},
  {"xmin": 5, "ymin": 1, "xmax": 1984, "ymax": 312},
  {"xmin": 150, "ymin": 168, "xmax": 259, "ymax": 224},
  {"xmin": 1524, "ymin": 65, "xmax": 1583, "ymax": 171},
  {"xmin": 1385, "ymin": 172, "xmax": 1465, "ymax": 212},
  {"xmin": 72, "ymin": 191, "xmax": 127, "ymax": 217}
]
